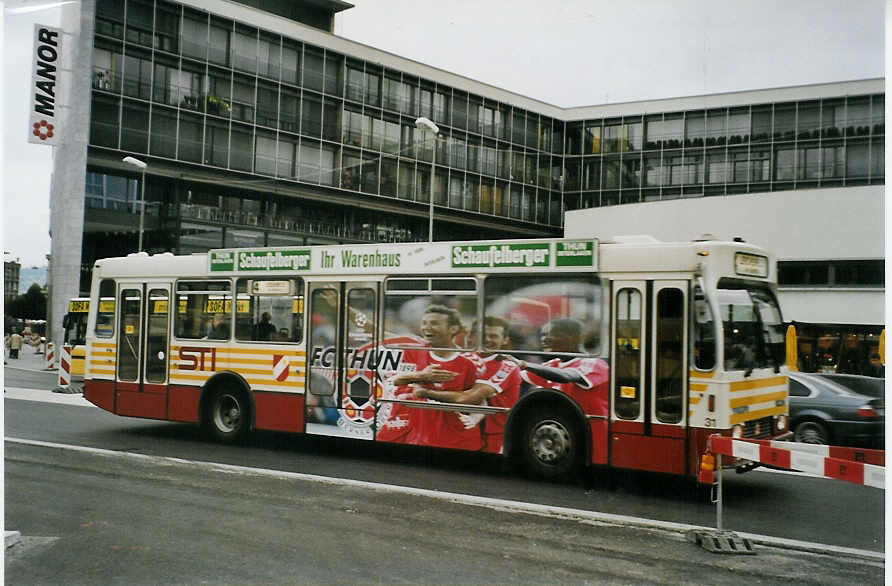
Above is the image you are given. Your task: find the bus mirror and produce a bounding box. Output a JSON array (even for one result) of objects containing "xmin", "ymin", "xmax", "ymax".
[
  {"xmin": 785, "ymin": 325, "xmax": 798, "ymax": 372},
  {"xmin": 62, "ymin": 314, "xmax": 70, "ymax": 329},
  {"xmin": 248, "ymin": 280, "xmax": 294, "ymax": 296}
]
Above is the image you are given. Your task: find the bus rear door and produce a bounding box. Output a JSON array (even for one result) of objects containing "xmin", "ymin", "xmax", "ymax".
[
  {"xmin": 305, "ymin": 281, "xmax": 379, "ymax": 440},
  {"xmin": 115, "ymin": 283, "xmax": 171, "ymax": 418},
  {"xmin": 610, "ymin": 280, "xmax": 688, "ymax": 475}
]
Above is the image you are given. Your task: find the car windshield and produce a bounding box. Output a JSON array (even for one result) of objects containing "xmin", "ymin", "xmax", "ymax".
[{"xmin": 717, "ymin": 279, "xmax": 785, "ymax": 373}]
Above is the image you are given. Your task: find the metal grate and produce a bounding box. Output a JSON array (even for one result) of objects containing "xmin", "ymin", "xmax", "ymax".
[{"xmin": 743, "ymin": 416, "xmax": 773, "ymax": 439}]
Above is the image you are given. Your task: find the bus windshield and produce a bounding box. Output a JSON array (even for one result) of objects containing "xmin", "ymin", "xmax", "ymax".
[
  {"xmin": 717, "ymin": 279, "xmax": 785, "ymax": 373},
  {"xmin": 64, "ymin": 311, "xmax": 89, "ymax": 346}
]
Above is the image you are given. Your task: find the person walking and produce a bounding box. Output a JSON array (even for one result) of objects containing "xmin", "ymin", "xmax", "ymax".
[{"xmin": 9, "ymin": 330, "xmax": 23, "ymax": 359}]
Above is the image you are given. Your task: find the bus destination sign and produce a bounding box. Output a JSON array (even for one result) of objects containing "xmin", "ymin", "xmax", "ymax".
[{"xmin": 210, "ymin": 239, "xmax": 597, "ymax": 274}]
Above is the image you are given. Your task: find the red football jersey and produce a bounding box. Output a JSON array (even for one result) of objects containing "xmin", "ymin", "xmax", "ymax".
[
  {"xmin": 405, "ymin": 350, "xmax": 485, "ymax": 451},
  {"xmin": 520, "ymin": 356, "xmax": 609, "ymax": 416},
  {"xmin": 476, "ymin": 355, "xmax": 522, "ymax": 453}
]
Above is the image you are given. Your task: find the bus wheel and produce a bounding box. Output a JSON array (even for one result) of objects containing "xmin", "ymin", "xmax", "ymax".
[
  {"xmin": 205, "ymin": 388, "xmax": 249, "ymax": 443},
  {"xmin": 521, "ymin": 408, "xmax": 579, "ymax": 479}
]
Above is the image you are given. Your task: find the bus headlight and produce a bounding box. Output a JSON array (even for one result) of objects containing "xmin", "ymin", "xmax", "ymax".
[
  {"xmin": 776, "ymin": 415, "xmax": 787, "ymax": 431},
  {"xmin": 731, "ymin": 424, "xmax": 744, "ymax": 439}
]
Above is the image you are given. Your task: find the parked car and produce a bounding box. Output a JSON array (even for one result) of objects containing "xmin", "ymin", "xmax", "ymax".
[
  {"xmin": 788, "ymin": 372, "xmax": 884, "ymax": 448},
  {"xmin": 813, "ymin": 373, "xmax": 885, "ymax": 399}
]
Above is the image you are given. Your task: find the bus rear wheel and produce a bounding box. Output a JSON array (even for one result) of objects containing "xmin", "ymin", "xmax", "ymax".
[
  {"xmin": 205, "ymin": 387, "xmax": 250, "ymax": 443},
  {"xmin": 521, "ymin": 408, "xmax": 580, "ymax": 479}
]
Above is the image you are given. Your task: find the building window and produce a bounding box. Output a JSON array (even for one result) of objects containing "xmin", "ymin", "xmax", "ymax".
[{"xmin": 778, "ymin": 260, "xmax": 883, "ymax": 287}]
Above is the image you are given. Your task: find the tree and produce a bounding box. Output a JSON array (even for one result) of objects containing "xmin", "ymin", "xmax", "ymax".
[{"xmin": 7, "ymin": 284, "xmax": 46, "ymax": 320}]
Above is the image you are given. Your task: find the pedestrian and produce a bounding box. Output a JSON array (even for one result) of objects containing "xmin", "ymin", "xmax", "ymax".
[{"xmin": 9, "ymin": 329, "xmax": 23, "ymax": 359}]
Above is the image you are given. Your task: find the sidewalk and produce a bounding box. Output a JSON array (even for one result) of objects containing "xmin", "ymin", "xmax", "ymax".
[{"xmin": 4, "ymin": 344, "xmax": 52, "ymax": 373}]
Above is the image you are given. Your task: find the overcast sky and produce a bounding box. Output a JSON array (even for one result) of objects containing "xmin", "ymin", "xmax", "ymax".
[{"xmin": 1, "ymin": 0, "xmax": 885, "ymax": 267}]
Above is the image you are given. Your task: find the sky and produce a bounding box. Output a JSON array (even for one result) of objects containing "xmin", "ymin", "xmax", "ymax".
[{"xmin": 0, "ymin": 0, "xmax": 885, "ymax": 268}]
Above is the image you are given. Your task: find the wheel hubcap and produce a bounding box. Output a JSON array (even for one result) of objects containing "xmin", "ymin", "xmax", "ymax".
[
  {"xmin": 214, "ymin": 394, "xmax": 241, "ymax": 433},
  {"xmin": 530, "ymin": 420, "xmax": 571, "ymax": 464}
]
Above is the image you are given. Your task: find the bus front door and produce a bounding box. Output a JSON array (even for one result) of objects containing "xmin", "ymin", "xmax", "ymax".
[
  {"xmin": 610, "ymin": 280, "xmax": 688, "ymax": 475},
  {"xmin": 306, "ymin": 281, "xmax": 378, "ymax": 440},
  {"xmin": 115, "ymin": 283, "xmax": 171, "ymax": 418}
]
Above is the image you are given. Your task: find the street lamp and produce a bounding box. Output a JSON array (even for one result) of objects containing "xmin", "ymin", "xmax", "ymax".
[
  {"xmin": 122, "ymin": 156, "xmax": 148, "ymax": 252},
  {"xmin": 414, "ymin": 117, "xmax": 439, "ymax": 242}
]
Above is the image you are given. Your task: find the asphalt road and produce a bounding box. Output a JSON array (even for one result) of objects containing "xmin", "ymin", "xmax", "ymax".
[{"xmin": 5, "ymin": 439, "xmax": 884, "ymax": 585}]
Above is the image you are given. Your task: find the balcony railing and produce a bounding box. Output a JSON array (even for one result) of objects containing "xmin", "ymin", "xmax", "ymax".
[{"xmin": 178, "ymin": 203, "xmax": 423, "ymax": 243}]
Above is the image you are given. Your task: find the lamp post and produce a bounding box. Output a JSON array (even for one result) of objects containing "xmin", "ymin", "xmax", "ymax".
[
  {"xmin": 122, "ymin": 156, "xmax": 148, "ymax": 252},
  {"xmin": 414, "ymin": 117, "xmax": 439, "ymax": 242}
]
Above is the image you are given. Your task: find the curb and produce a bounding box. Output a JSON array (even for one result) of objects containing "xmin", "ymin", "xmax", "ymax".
[{"xmin": 6, "ymin": 530, "xmax": 21, "ymax": 548}]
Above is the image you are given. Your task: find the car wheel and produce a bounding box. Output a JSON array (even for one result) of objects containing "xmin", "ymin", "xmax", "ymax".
[
  {"xmin": 794, "ymin": 420, "xmax": 829, "ymax": 445},
  {"xmin": 521, "ymin": 408, "xmax": 580, "ymax": 479},
  {"xmin": 205, "ymin": 387, "xmax": 250, "ymax": 443}
]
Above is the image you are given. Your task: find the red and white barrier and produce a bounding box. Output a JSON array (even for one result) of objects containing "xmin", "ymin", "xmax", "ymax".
[
  {"xmin": 44, "ymin": 342, "xmax": 55, "ymax": 370},
  {"xmin": 707, "ymin": 436, "xmax": 884, "ymax": 489},
  {"xmin": 57, "ymin": 343, "xmax": 71, "ymax": 388}
]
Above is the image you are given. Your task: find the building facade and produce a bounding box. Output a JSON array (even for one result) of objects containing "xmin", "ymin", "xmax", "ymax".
[
  {"xmin": 4, "ymin": 260, "xmax": 21, "ymax": 301},
  {"xmin": 54, "ymin": 0, "xmax": 883, "ymax": 373}
]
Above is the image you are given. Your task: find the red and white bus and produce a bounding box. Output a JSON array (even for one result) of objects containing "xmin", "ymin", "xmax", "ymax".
[{"xmin": 83, "ymin": 236, "xmax": 790, "ymax": 480}]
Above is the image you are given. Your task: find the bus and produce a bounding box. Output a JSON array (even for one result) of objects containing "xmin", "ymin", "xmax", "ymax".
[
  {"xmin": 82, "ymin": 236, "xmax": 790, "ymax": 481},
  {"xmin": 62, "ymin": 298, "xmax": 90, "ymax": 378}
]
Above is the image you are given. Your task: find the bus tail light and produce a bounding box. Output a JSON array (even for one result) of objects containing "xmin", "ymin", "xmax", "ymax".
[{"xmin": 707, "ymin": 395, "xmax": 715, "ymax": 412}]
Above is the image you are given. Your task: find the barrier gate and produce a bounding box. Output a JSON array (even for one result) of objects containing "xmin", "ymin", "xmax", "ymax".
[{"xmin": 690, "ymin": 436, "xmax": 885, "ymax": 554}]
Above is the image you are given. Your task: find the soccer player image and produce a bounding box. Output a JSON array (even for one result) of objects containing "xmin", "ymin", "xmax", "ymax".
[
  {"xmin": 414, "ymin": 316, "xmax": 521, "ymax": 453},
  {"xmin": 378, "ymin": 304, "xmax": 484, "ymax": 450},
  {"xmin": 506, "ymin": 317, "xmax": 609, "ymax": 424}
]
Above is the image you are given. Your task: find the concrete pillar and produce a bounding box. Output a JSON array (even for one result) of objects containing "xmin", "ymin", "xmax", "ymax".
[{"xmin": 48, "ymin": 1, "xmax": 95, "ymax": 353}]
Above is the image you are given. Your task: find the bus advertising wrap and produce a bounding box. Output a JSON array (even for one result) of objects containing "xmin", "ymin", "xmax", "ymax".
[{"xmin": 209, "ymin": 239, "xmax": 597, "ymax": 274}]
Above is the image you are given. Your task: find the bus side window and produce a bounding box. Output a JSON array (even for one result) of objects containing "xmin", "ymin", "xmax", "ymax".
[
  {"xmin": 693, "ymin": 286, "xmax": 716, "ymax": 370},
  {"xmin": 235, "ymin": 278, "xmax": 304, "ymax": 343},
  {"xmin": 95, "ymin": 279, "xmax": 116, "ymax": 338}
]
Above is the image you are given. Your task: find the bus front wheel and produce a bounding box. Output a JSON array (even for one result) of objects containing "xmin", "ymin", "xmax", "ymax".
[
  {"xmin": 205, "ymin": 387, "xmax": 250, "ymax": 443},
  {"xmin": 521, "ymin": 408, "xmax": 580, "ymax": 479}
]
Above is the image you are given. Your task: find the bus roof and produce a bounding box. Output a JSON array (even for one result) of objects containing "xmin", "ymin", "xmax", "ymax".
[{"xmin": 91, "ymin": 237, "xmax": 774, "ymax": 281}]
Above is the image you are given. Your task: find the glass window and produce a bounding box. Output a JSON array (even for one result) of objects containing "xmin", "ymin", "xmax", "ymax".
[
  {"xmin": 95, "ymin": 279, "xmax": 116, "ymax": 338},
  {"xmin": 208, "ymin": 23, "xmax": 230, "ymax": 66},
  {"xmin": 718, "ymin": 280, "xmax": 785, "ymax": 372},
  {"xmin": 118, "ymin": 288, "xmax": 142, "ymax": 381},
  {"xmin": 693, "ymin": 286, "xmax": 716, "ymax": 370},
  {"xmin": 614, "ymin": 288, "xmax": 642, "ymax": 419},
  {"xmin": 303, "ymin": 48, "xmax": 324, "ymax": 92},
  {"xmin": 179, "ymin": 222, "xmax": 222, "ymax": 254},
  {"xmin": 483, "ymin": 274, "xmax": 602, "ymax": 355},
  {"xmin": 181, "ymin": 14, "xmax": 208, "ymax": 61},
  {"xmin": 655, "ymin": 288, "xmax": 684, "ymax": 424},
  {"xmin": 235, "ymin": 278, "xmax": 304, "ymax": 343},
  {"xmin": 174, "ymin": 280, "xmax": 233, "ymax": 340},
  {"xmin": 384, "ymin": 278, "xmax": 478, "ymax": 351},
  {"xmin": 584, "ymin": 124, "xmax": 601, "ymax": 154},
  {"xmin": 231, "ymin": 28, "xmax": 258, "ymax": 74},
  {"xmin": 145, "ymin": 289, "xmax": 169, "ymax": 384}
]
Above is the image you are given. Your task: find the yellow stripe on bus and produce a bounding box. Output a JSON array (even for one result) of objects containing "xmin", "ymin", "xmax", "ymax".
[
  {"xmin": 729, "ymin": 390, "xmax": 787, "ymax": 409},
  {"xmin": 729, "ymin": 376, "xmax": 787, "ymax": 392},
  {"xmin": 689, "ymin": 370, "xmax": 716, "ymax": 379},
  {"xmin": 729, "ymin": 404, "xmax": 786, "ymax": 424},
  {"xmin": 690, "ymin": 383, "xmax": 708, "ymax": 392},
  {"xmin": 169, "ymin": 374, "xmax": 304, "ymax": 389},
  {"xmin": 169, "ymin": 346, "xmax": 306, "ymax": 357},
  {"xmin": 91, "ymin": 342, "xmax": 116, "ymax": 349},
  {"xmin": 689, "ymin": 396, "xmax": 701, "ymax": 405}
]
